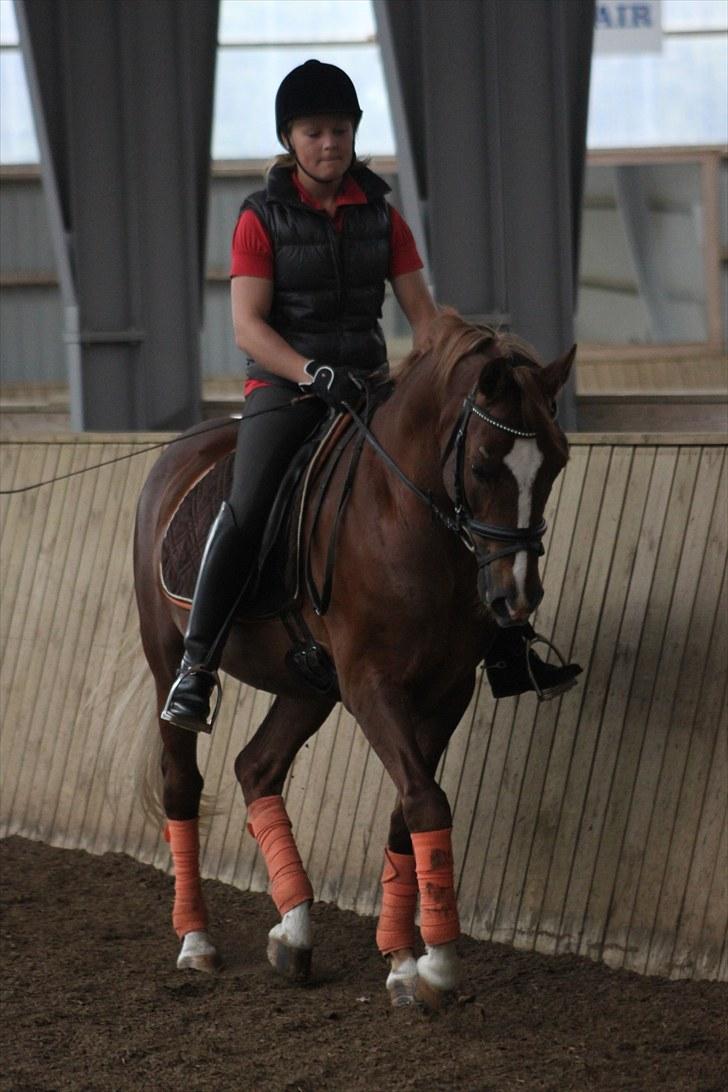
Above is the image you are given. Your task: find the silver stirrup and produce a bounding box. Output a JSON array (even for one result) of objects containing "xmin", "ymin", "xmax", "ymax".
[
  {"xmin": 524, "ymin": 632, "xmax": 576, "ymax": 702},
  {"xmin": 160, "ymin": 664, "xmax": 223, "ymax": 733}
]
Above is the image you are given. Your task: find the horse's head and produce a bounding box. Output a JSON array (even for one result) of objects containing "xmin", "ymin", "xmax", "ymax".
[{"xmin": 442, "ymin": 336, "xmax": 574, "ymax": 626}]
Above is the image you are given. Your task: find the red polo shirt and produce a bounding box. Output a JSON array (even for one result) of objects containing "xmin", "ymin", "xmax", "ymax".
[{"xmin": 230, "ymin": 171, "xmax": 423, "ymax": 281}]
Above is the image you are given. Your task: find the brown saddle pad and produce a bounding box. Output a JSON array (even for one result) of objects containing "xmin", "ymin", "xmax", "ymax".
[
  {"xmin": 160, "ymin": 455, "xmax": 234, "ymax": 606},
  {"xmin": 159, "ymin": 381, "xmax": 391, "ymax": 619},
  {"xmin": 159, "ymin": 408, "xmax": 355, "ymax": 616}
]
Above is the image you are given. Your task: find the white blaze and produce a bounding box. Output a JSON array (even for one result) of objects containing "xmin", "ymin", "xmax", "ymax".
[{"xmin": 503, "ymin": 438, "xmax": 543, "ymax": 605}]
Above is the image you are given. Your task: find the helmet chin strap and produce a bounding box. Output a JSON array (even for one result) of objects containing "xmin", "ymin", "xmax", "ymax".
[
  {"xmin": 292, "ymin": 156, "xmax": 338, "ymax": 186},
  {"xmin": 285, "ymin": 140, "xmax": 356, "ymax": 187}
]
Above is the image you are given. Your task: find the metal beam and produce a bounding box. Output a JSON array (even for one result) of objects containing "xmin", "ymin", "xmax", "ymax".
[
  {"xmin": 17, "ymin": 0, "xmax": 219, "ymax": 430},
  {"xmin": 375, "ymin": 0, "xmax": 595, "ymax": 428}
]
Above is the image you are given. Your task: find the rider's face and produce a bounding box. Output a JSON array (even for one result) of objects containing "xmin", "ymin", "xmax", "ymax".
[{"xmin": 287, "ymin": 115, "xmax": 354, "ymax": 182}]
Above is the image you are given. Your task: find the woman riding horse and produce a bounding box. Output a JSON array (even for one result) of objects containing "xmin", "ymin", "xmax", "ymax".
[{"xmin": 161, "ymin": 59, "xmax": 579, "ymax": 738}]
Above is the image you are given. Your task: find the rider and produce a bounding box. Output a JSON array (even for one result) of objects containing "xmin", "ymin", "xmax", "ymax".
[{"xmin": 162, "ymin": 59, "xmax": 580, "ymax": 734}]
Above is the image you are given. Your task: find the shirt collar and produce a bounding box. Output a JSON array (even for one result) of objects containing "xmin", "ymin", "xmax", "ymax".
[{"xmin": 291, "ymin": 170, "xmax": 367, "ymax": 211}]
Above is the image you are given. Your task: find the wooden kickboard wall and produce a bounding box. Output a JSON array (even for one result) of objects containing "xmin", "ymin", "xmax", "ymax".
[{"xmin": 1, "ymin": 432, "xmax": 726, "ymax": 981}]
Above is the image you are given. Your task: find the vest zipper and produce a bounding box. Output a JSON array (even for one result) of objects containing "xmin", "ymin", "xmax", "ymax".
[{"xmin": 324, "ymin": 216, "xmax": 345, "ymax": 359}]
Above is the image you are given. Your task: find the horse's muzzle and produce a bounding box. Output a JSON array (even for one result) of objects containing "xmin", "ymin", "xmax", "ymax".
[
  {"xmin": 479, "ymin": 571, "xmax": 544, "ymax": 628},
  {"xmin": 472, "ymin": 520, "xmax": 546, "ymax": 618}
]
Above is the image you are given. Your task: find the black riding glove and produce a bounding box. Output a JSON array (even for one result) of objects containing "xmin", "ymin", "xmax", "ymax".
[{"xmin": 299, "ymin": 360, "xmax": 364, "ymax": 411}]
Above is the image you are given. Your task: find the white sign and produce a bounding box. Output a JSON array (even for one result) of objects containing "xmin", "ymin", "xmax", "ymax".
[{"xmin": 594, "ymin": 0, "xmax": 662, "ymax": 54}]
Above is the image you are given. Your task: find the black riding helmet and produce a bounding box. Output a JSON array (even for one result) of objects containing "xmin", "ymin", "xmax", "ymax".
[{"xmin": 275, "ymin": 59, "xmax": 363, "ymax": 146}]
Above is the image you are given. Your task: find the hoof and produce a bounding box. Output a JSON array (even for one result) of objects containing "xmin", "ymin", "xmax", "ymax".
[
  {"xmin": 415, "ymin": 975, "xmax": 455, "ymax": 1011},
  {"xmin": 267, "ymin": 935, "xmax": 312, "ymax": 982},
  {"xmin": 386, "ymin": 953, "xmax": 419, "ymax": 1008},
  {"xmin": 415, "ymin": 942, "xmax": 459, "ymax": 1009},
  {"xmin": 177, "ymin": 931, "xmax": 221, "ymax": 973},
  {"xmin": 387, "ymin": 974, "xmax": 419, "ymax": 1008}
]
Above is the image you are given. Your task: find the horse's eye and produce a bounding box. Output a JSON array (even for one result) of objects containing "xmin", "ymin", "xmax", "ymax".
[{"xmin": 471, "ymin": 460, "xmax": 498, "ymax": 483}]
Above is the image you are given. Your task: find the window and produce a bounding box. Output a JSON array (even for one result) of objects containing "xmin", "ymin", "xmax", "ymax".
[
  {"xmin": 0, "ymin": 0, "xmax": 394, "ymax": 165},
  {"xmin": 588, "ymin": 0, "xmax": 727, "ymax": 149},
  {"xmin": 213, "ymin": 0, "xmax": 394, "ymax": 161},
  {"xmin": 0, "ymin": 0, "xmax": 39, "ymax": 164},
  {"xmin": 579, "ymin": 1, "xmax": 727, "ymax": 350},
  {"xmin": 576, "ymin": 154, "xmax": 723, "ymax": 347}
]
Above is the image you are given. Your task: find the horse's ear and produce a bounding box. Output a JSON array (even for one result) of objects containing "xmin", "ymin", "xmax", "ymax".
[
  {"xmin": 478, "ymin": 357, "xmax": 510, "ymax": 401},
  {"xmin": 539, "ymin": 345, "xmax": 576, "ymax": 401}
]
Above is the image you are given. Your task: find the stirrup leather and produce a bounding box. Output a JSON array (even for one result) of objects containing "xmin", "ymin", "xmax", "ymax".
[
  {"xmin": 160, "ymin": 663, "xmax": 223, "ymax": 732},
  {"xmin": 524, "ymin": 632, "xmax": 575, "ymax": 702}
]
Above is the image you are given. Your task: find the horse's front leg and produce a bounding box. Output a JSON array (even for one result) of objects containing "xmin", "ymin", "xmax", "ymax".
[
  {"xmin": 376, "ymin": 802, "xmax": 420, "ymax": 1006},
  {"xmin": 159, "ymin": 709, "xmax": 219, "ymax": 973},
  {"xmin": 235, "ymin": 692, "xmax": 336, "ymax": 981},
  {"xmin": 377, "ymin": 812, "xmax": 462, "ymax": 1008},
  {"xmin": 352, "ymin": 675, "xmax": 473, "ymax": 1008}
]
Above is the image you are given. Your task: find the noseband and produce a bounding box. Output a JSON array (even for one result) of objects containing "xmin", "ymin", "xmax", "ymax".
[{"xmin": 344, "ymin": 382, "xmax": 548, "ymax": 585}]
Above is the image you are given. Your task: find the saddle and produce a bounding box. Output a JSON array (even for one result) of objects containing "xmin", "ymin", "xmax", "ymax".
[
  {"xmin": 161, "ymin": 414, "xmax": 345, "ymax": 620},
  {"xmin": 160, "ymin": 383, "xmax": 390, "ymax": 689}
]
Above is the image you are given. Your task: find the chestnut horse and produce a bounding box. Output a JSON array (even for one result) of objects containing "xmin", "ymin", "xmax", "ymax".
[{"xmin": 133, "ymin": 313, "xmax": 574, "ymax": 1007}]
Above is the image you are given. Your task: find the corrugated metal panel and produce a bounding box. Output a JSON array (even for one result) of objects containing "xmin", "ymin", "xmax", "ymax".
[
  {"xmin": 0, "ymin": 432, "xmax": 726, "ymax": 981},
  {"xmin": 200, "ymin": 281, "xmax": 242, "ymax": 378},
  {"xmin": 0, "ymin": 287, "xmax": 65, "ymax": 383},
  {"xmin": 0, "ymin": 171, "xmax": 410, "ymax": 386},
  {"xmin": 204, "ymin": 175, "xmax": 261, "ymax": 273},
  {"xmin": 0, "ymin": 177, "xmax": 53, "ymax": 273}
]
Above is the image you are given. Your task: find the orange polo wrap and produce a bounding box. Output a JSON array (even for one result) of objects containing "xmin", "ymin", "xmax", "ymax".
[
  {"xmin": 376, "ymin": 848, "xmax": 418, "ymax": 955},
  {"xmin": 164, "ymin": 818, "xmax": 208, "ymax": 938},
  {"xmin": 247, "ymin": 795, "xmax": 313, "ymax": 916},
  {"xmin": 411, "ymin": 828, "xmax": 460, "ymax": 947}
]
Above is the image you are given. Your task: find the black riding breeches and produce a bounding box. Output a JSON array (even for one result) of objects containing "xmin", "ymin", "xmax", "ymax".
[{"xmin": 227, "ymin": 384, "xmax": 328, "ymax": 544}]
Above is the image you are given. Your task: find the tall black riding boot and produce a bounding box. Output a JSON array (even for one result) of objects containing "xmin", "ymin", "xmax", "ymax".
[
  {"xmin": 485, "ymin": 623, "xmax": 582, "ymax": 701},
  {"xmin": 161, "ymin": 501, "xmax": 252, "ymax": 734}
]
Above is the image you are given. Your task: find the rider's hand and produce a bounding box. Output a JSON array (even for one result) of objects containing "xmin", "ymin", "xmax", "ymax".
[{"xmin": 299, "ymin": 360, "xmax": 364, "ymax": 411}]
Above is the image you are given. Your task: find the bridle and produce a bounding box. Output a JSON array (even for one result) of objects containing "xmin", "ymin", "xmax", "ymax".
[
  {"xmin": 443, "ymin": 388, "xmax": 547, "ymax": 585},
  {"xmin": 345, "ymin": 381, "xmax": 549, "ymax": 578}
]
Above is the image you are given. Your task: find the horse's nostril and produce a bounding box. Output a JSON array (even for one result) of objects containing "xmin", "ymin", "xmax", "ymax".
[{"xmin": 490, "ymin": 597, "xmax": 509, "ymax": 619}]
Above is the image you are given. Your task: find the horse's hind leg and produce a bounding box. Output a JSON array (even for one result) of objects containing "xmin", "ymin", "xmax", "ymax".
[
  {"xmin": 135, "ymin": 469, "xmax": 220, "ymax": 971},
  {"xmin": 235, "ymin": 691, "xmax": 336, "ymax": 981},
  {"xmin": 158, "ymin": 682, "xmax": 220, "ymax": 973}
]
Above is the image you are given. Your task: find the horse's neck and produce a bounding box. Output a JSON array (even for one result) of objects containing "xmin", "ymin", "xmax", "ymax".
[
  {"xmin": 363, "ymin": 358, "xmax": 480, "ymax": 613},
  {"xmin": 381, "ymin": 354, "xmax": 472, "ymax": 465},
  {"xmin": 365, "ymin": 357, "xmax": 470, "ymax": 535},
  {"xmin": 377, "ymin": 366, "xmax": 442, "ymax": 481}
]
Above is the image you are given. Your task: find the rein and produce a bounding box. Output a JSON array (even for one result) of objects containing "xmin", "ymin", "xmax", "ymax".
[
  {"xmin": 0, "ymin": 400, "xmax": 305, "ymax": 495},
  {"xmin": 344, "ymin": 384, "xmax": 548, "ymax": 565}
]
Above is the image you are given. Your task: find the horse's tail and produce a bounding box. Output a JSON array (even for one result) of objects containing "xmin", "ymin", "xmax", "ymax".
[
  {"xmin": 89, "ymin": 629, "xmax": 222, "ymax": 829},
  {"xmin": 88, "ymin": 629, "xmax": 164, "ymax": 826}
]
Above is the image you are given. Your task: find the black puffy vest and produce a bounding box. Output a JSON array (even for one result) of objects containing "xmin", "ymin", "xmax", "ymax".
[{"xmin": 241, "ymin": 165, "xmax": 391, "ymax": 383}]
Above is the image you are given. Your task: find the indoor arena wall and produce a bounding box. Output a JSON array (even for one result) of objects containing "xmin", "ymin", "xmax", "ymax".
[{"xmin": 1, "ymin": 431, "xmax": 725, "ymax": 981}]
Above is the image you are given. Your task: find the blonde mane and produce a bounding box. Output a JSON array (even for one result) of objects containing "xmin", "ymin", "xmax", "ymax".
[
  {"xmin": 393, "ymin": 309, "xmax": 566, "ymax": 452},
  {"xmin": 393, "ymin": 309, "xmax": 541, "ymax": 396}
]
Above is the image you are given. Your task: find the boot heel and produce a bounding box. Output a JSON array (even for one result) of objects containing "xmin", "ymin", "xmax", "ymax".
[{"xmin": 161, "ymin": 666, "xmax": 222, "ymax": 734}]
